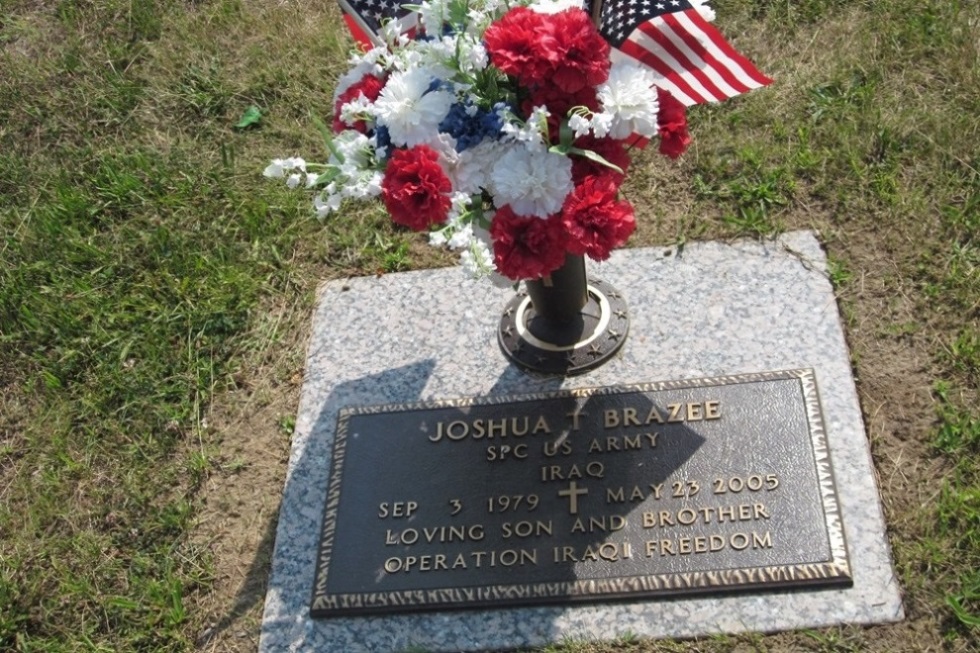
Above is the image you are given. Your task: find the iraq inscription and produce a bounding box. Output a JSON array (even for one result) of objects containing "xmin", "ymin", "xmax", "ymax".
[{"xmin": 310, "ymin": 369, "xmax": 851, "ymax": 616}]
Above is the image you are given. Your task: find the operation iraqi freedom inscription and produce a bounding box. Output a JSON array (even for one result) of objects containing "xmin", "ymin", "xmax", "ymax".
[{"xmin": 310, "ymin": 369, "xmax": 851, "ymax": 617}]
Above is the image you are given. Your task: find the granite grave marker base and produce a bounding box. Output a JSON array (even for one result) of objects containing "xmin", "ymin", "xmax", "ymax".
[{"xmin": 260, "ymin": 231, "xmax": 903, "ymax": 653}]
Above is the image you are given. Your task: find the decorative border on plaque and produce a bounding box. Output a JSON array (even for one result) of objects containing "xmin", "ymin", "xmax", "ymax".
[{"xmin": 311, "ymin": 368, "xmax": 851, "ymax": 614}]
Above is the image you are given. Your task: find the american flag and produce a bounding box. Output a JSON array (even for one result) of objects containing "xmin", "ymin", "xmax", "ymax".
[
  {"xmin": 594, "ymin": 0, "xmax": 771, "ymax": 106},
  {"xmin": 337, "ymin": 0, "xmax": 418, "ymax": 48}
]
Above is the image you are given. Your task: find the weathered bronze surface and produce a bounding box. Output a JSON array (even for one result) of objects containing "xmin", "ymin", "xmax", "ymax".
[{"xmin": 310, "ymin": 369, "xmax": 851, "ymax": 617}]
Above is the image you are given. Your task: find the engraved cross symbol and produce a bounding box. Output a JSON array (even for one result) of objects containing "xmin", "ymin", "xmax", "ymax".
[{"xmin": 558, "ymin": 480, "xmax": 588, "ymax": 515}]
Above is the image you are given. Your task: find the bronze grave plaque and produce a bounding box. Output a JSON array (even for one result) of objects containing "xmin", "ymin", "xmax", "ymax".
[{"xmin": 310, "ymin": 369, "xmax": 851, "ymax": 616}]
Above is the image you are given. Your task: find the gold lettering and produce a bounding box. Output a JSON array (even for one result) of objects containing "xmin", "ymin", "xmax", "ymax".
[
  {"xmin": 677, "ymin": 508, "xmax": 697, "ymax": 525},
  {"xmin": 378, "ymin": 501, "xmax": 419, "ymax": 518},
  {"xmin": 487, "ymin": 418, "xmax": 507, "ymax": 437},
  {"xmin": 604, "ymin": 409, "xmax": 619, "ymax": 428},
  {"xmin": 533, "ymin": 415, "xmax": 551, "ymax": 434},
  {"xmin": 623, "ymin": 407, "xmax": 641, "ymax": 426},
  {"xmin": 667, "ymin": 403, "xmax": 684, "ymax": 422},
  {"xmin": 686, "ymin": 402, "xmax": 703, "ymax": 421},
  {"xmin": 543, "ymin": 440, "xmax": 572, "ymax": 456},
  {"xmin": 501, "ymin": 520, "xmax": 552, "ymax": 538},
  {"xmin": 705, "ymin": 400, "xmax": 721, "ymax": 419},
  {"xmin": 645, "ymin": 406, "xmax": 665, "ymax": 424}
]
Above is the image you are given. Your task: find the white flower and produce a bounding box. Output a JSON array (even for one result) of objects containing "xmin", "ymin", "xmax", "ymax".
[
  {"xmin": 568, "ymin": 113, "xmax": 592, "ymax": 138},
  {"xmin": 263, "ymin": 159, "xmax": 286, "ymax": 178},
  {"xmin": 490, "ymin": 145, "xmax": 573, "ymax": 218},
  {"xmin": 460, "ymin": 237, "xmax": 496, "ymax": 279},
  {"xmin": 529, "ymin": 0, "xmax": 584, "ymax": 14},
  {"xmin": 445, "ymin": 191, "xmax": 472, "ymax": 223},
  {"xmin": 283, "ymin": 156, "xmax": 306, "ymax": 172},
  {"xmin": 456, "ymin": 36, "xmax": 488, "ymax": 73},
  {"xmin": 373, "ymin": 67, "xmax": 454, "ymax": 147},
  {"xmin": 305, "ymin": 172, "xmax": 319, "ymax": 188},
  {"xmin": 597, "ymin": 61, "xmax": 659, "ymax": 139},
  {"xmin": 500, "ymin": 106, "xmax": 550, "ymax": 150},
  {"xmin": 447, "ymin": 139, "xmax": 503, "ymax": 195},
  {"xmin": 689, "ymin": 0, "xmax": 716, "ymax": 21},
  {"xmin": 448, "ymin": 224, "xmax": 474, "ymax": 250},
  {"xmin": 314, "ymin": 192, "xmax": 342, "ymax": 218},
  {"xmin": 336, "ymin": 47, "xmax": 388, "ymax": 99},
  {"xmin": 339, "ymin": 94, "xmax": 375, "ymax": 127},
  {"xmin": 418, "ymin": 0, "xmax": 451, "ymax": 33},
  {"xmin": 590, "ymin": 112, "xmax": 613, "ymax": 138},
  {"xmin": 264, "ymin": 157, "xmax": 307, "ymax": 183}
]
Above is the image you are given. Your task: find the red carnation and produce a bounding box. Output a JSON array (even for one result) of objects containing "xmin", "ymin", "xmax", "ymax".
[
  {"xmin": 490, "ymin": 207, "xmax": 568, "ymax": 280},
  {"xmin": 484, "ymin": 8, "xmax": 558, "ymax": 88},
  {"xmin": 570, "ymin": 135, "xmax": 631, "ymax": 186},
  {"xmin": 656, "ymin": 87, "xmax": 691, "ymax": 159},
  {"xmin": 381, "ymin": 146, "xmax": 452, "ymax": 231},
  {"xmin": 547, "ymin": 9, "xmax": 610, "ymax": 94},
  {"xmin": 560, "ymin": 176, "xmax": 635, "ymax": 261},
  {"xmin": 332, "ymin": 74, "xmax": 385, "ymax": 134}
]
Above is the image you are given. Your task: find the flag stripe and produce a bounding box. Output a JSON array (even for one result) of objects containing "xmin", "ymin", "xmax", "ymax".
[
  {"xmin": 660, "ymin": 13, "xmax": 751, "ymax": 96},
  {"xmin": 674, "ymin": 11, "xmax": 772, "ymax": 88},
  {"xmin": 600, "ymin": 0, "xmax": 771, "ymax": 106},
  {"xmin": 637, "ymin": 17, "xmax": 730, "ymax": 102},
  {"xmin": 616, "ymin": 36, "xmax": 706, "ymax": 104}
]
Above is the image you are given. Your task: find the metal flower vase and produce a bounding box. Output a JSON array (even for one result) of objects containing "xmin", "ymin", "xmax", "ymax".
[{"xmin": 498, "ymin": 254, "xmax": 629, "ymax": 375}]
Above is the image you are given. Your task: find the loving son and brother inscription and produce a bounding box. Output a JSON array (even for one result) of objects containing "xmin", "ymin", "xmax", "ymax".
[{"xmin": 310, "ymin": 369, "xmax": 851, "ymax": 616}]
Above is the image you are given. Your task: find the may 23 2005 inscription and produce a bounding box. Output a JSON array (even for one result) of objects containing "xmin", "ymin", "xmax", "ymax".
[{"xmin": 310, "ymin": 369, "xmax": 851, "ymax": 617}]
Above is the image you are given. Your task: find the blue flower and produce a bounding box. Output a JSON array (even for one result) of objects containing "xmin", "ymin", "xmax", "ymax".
[
  {"xmin": 439, "ymin": 102, "xmax": 503, "ymax": 152},
  {"xmin": 374, "ymin": 125, "xmax": 392, "ymax": 161}
]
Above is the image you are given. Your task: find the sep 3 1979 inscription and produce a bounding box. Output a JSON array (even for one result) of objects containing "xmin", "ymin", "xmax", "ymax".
[{"xmin": 310, "ymin": 369, "xmax": 851, "ymax": 617}]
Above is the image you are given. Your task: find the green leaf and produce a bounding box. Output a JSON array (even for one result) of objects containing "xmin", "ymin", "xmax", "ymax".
[
  {"xmin": 234, "ymin": 105, "xmax": 262, "ymax": 129},
  {"xmin": 313, "ymin": 116, "xmax": 344, "ymax": 164},
  {"xmin": 314, "ymin": 168, "xmax": 342, "ymax": 187},
  {"xmin": 567, "ymin": 146, "xmax": 625, "ymax": 175},
  {"xmin": 559, "ymin": 120, "xmax": 575, "ymax": 149}
]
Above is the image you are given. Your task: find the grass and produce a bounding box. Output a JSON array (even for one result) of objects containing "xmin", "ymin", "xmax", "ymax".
[{"xmin": 1, "ymin": 0, "xmax": 979, "ymax": 651}]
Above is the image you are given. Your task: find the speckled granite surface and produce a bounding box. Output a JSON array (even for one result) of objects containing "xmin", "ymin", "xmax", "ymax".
[{"xmin": 260, "ymin": 231, "xmax": 903, "ymax": 653}]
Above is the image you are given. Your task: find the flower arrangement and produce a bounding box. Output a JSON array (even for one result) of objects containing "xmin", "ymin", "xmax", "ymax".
[{"xmin": 265, "ymin": 0, "xmax": 693, "ymax": 283}]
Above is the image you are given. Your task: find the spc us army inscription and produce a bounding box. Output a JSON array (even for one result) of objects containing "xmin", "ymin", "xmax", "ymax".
[{"xmin": 310, "ymin": 369, "xmax": 851, "ymax": 616}]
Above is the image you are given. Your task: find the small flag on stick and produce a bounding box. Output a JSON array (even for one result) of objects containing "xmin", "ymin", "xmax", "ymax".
[
  {"xmin": 336, "ymin": 0, "xmax": 417, "ymax": 48},
  {"xmin": 595, "ymin": 0, "xmax": 771, "ymax": 106}
]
